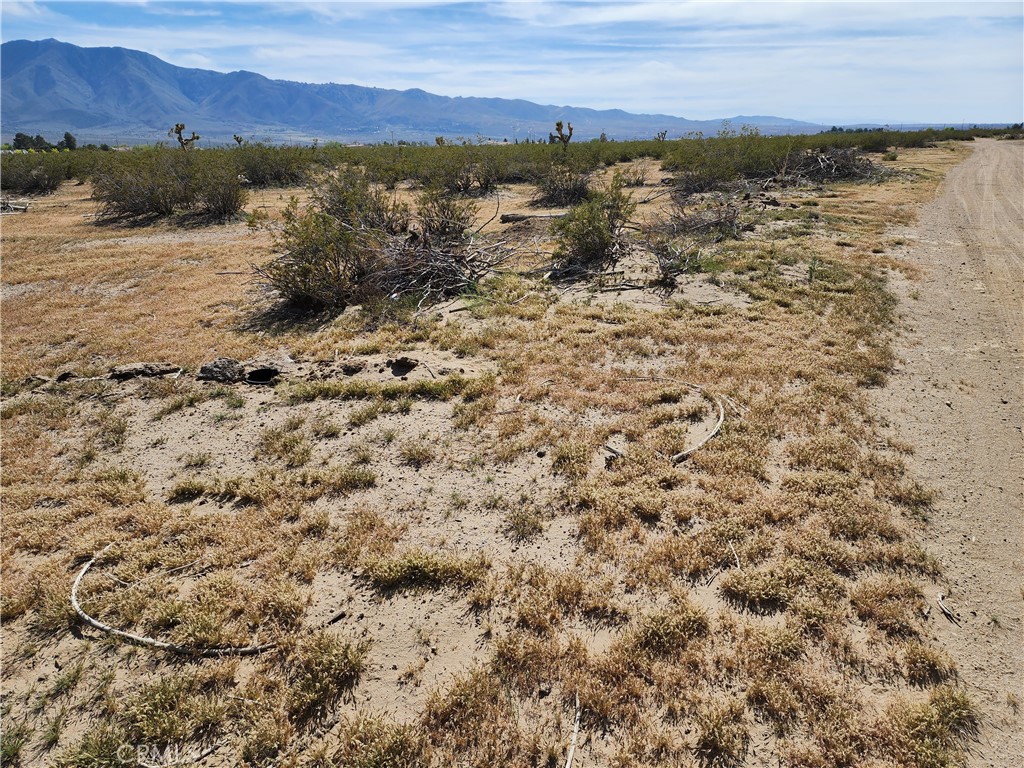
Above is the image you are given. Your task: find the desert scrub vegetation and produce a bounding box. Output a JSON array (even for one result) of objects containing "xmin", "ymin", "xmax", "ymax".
[
  {"xmin": 90, "ymin": 147, "xmax": 250, "ymax": 219},
  {"xmin": 251, "ymin": 165, "xmax": 509, "ymax": 310},
  {"xmin": 0, "ymin": 137, "xmax": 990, "ymax": 766},
  {"xmin": 551, "ymin": 172, "xmax": 637, "ymax": 273},
  {"xmin": 0, "ymin": 150, "xmax": 73, "ymax": 195}
]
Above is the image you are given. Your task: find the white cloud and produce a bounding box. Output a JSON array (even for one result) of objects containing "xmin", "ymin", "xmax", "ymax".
[{"xmin": 1, "ymin": 0, "xmax": 64, "ymax": 21}]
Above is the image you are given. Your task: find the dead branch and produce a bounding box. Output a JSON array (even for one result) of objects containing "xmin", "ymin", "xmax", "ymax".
[
  {"xmin": 500, "ymin": 212, "xmax": 566, "ymax": 223},
  {"xmin": 71, "ymin": 545, "xmax": 276, "ymax": 657}
]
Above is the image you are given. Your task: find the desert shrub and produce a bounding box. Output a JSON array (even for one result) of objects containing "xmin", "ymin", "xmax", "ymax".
[
  {"xmin": 857, "ymin": 132, "xmax": 890, "ymax": 153},
  {"xmin": 417, "ymin": 187, "xmax": 477, "ymax": 246},
  {"xmin": 471, "ymin": 147, "xmax": 507, "ymax": 192},
  {"xmin": 192, "ymin": 156, "xmax": 249, "ymax": 217},
  {"xmin": 65, "ymin": 148, "xmax": 108, "ymax": 183},
  {"xmin": 91, "ymin": 149, "xmax": 195, "ymax": 219},
  {"xmin": 361, "ymin": 148, "xmax": 410, "ymax": 189},
  {"xmin": 255, "ymin": 197, "xmax": 385, "ymax": 309},
  {"xmin": 255, "ymin": 171, "xmax": 495, "ymax": 311},
  {"xmin": 312, "ymin": 166, "xmax": 410, "ymax": 233},
  {"xmin": 234, "ymin": 142, "xmax": 310, "ymax": 186},
  {"xmin": 551, "ymin": 172, "xmax": 636, "ymax": 270},
  {"xmin": 0, "ymin": 151, "xmax": 70, "ymax": 194},
  {"xmin": 420, "ymin": 147, "xmax": 476, "ymax": 194},
  {"xmin": 668, "ymin": 127, "xmax": 792, "ymax": 193},
  {"xmin": 536, "ymin": 161, "xmax": 591, "ymax": 205}
]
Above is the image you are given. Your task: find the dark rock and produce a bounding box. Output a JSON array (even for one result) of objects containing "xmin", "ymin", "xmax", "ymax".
[
  {"xmin": 339, "ymin": 359, "xmax": 366, "ymax": 376},
  {"xmin": 245, "ymin": 367, "xmax": 280, "ymax": 385},
  {"xmin": 109, "ymin": 362, "xmax": 179, "ymax": 380},
  {"xmin": 387, "ymin": 356, "xmax": 418, "ymax": 376},
  {"xmin": 197, "ymin": 357, "xmax": 246, "ymax": 383}
]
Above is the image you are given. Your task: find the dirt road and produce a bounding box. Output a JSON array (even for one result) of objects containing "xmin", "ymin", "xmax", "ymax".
[{"xmin": 876, "ymin": 138, "xmax": 1023, "ymax": 766}]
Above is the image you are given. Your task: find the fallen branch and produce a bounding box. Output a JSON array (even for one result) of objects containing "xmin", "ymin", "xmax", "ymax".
[
  {"xmin": 71, "ymin": 545, "xmax": 277, "ymax": 657},
  {"xmin": 500, "ymin": 212, "xmax": 566, "ymax": 224},
  {"xmin": 600, "ymin": 377, "xmax": 726, "ymax": 465},
  {"xmin": 670, "ymin": 388, "xmax": 725, "ymax": 463},
  {"xmin": 936, "ymin": 592, "xmax": 961, "ymax": 626},
  {"xmin": 729, "ymin": 541, "xmax": 742, "ymax": 570},
  {"xmin": 565, "ymin": 693, "xmax": 581, "ymax": 768}
]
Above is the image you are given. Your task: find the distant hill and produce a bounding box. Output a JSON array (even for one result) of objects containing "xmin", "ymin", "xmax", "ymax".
[{"xmin": 1, "ymin": 38, "xmax": 826, "ymax": 145}]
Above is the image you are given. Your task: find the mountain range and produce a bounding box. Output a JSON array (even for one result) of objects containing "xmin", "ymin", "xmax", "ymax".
[{"xmin": 1, "ymin": 38, "xmax": 827, "ymax": 145}]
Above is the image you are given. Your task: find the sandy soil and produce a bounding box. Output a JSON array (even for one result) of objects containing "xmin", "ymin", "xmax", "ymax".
[{"xmin": 874, "ymin": 138, "xmax": 1024, "ymax": 765}]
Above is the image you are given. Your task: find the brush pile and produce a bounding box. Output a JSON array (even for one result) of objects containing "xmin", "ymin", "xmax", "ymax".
[{"xmin": 781, "ymin": 147, "xmax": 881, "ymax": 182}]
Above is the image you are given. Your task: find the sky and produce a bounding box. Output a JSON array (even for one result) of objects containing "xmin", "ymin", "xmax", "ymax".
[{"xmin": 2, "ymin": 1, "xmax": 1022, "ymax": 125}]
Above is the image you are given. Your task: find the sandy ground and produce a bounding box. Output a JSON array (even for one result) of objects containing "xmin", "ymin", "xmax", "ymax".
[{"xmin": 874, "ymin": 138, "xmax": 1024, "ymax": 766}]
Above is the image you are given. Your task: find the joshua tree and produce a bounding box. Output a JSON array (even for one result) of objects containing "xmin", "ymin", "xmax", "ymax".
[
  {"xmin": 233, "ymin": 134, "xmax": 244, "ymax": 146},
  {"xmin": 169, "ymin": 123, "xmax": 201, "ymax": 149},
  {"xmin": 553, "ymin": 121, "xmax": 573, "ymax": 151}
]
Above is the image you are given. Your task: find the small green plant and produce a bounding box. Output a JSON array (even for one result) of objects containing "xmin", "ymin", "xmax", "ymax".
[
  {"xmin": 43, "ymin": 705, "xmax": 69, "ymax": 749},
  {"xmin": 1, "ymin": 721, "xmax": 31, "ymax": 765},
  {"xmin": 551, "ymin": 172, "xmax": 636, "ymax": 271}
]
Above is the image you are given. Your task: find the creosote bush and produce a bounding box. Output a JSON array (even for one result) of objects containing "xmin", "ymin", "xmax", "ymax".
[
  {"xmin": 0, "ymin": 151, "xmax": 70, "ymax": 194},
  {"xmin": 90, "ymin": 147, "xmax": 248, "ymax": 219},
  {"xmin": 551, "ymin": 172, "xmax": 637, "ymax": 271},
  {"xmin": 254, "ymin": 168, "xmax": 493, "ymax": 311},
  {"xmin": 535, "ymin": 161, "xmax": 591, "ymax": 206}
]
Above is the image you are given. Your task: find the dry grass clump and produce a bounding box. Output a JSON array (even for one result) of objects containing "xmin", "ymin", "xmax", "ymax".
[
  {"xmin": 257, "ymin": 415, "xmax": 312, "ymax": 467},
  {"xmin": 286, "ymin": 630, "xmax": 369, "ymax": 724},
  {"xmin": 507, "ymin": 563, "xmax": 628, "ymax": 633},
  {"xmin": 365, "ymin": 549, "xmax": 490, "ymax": 592},
  {"xmin": 850, "ymin": 575, "xmax": 924, "ymax": 637},
  {"xmin": 326, "ymin": 715, "xmax": 432, "ymax": 767},
  {"xmin": 903, "ymin": 641, "xmax": 956, "ymax": 687},
  {"xmin": 721, "ymin": 557, "xmax": 844, "ymax": 614},
  {"xmin": 693, "ymin": 696, "xmax": 750, "ymax": 768},
  {"xmin": 501, "ymin": 499, "xmax": 547, "ymax": 542},
  {"xmin": 629, "ymin": 602, "xmax": 710, "ymax": 658},
  {"xmin": 421, "ymin": 666, "xmax": 537, "ymax": 765},
  {"xmin": 872, "ymin": 685, "xmax": 980, "ymax": 768}
]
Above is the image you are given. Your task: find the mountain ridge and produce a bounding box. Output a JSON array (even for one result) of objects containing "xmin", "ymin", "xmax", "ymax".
[{"xmin": 1, "ymin": 38, "xmax": 825, "ymax": 144}]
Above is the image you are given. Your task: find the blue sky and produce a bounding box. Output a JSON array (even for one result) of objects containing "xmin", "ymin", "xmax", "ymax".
[{"xmin": 3, "ymin": 1, "xmax": 1022, "ymax": 124}]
